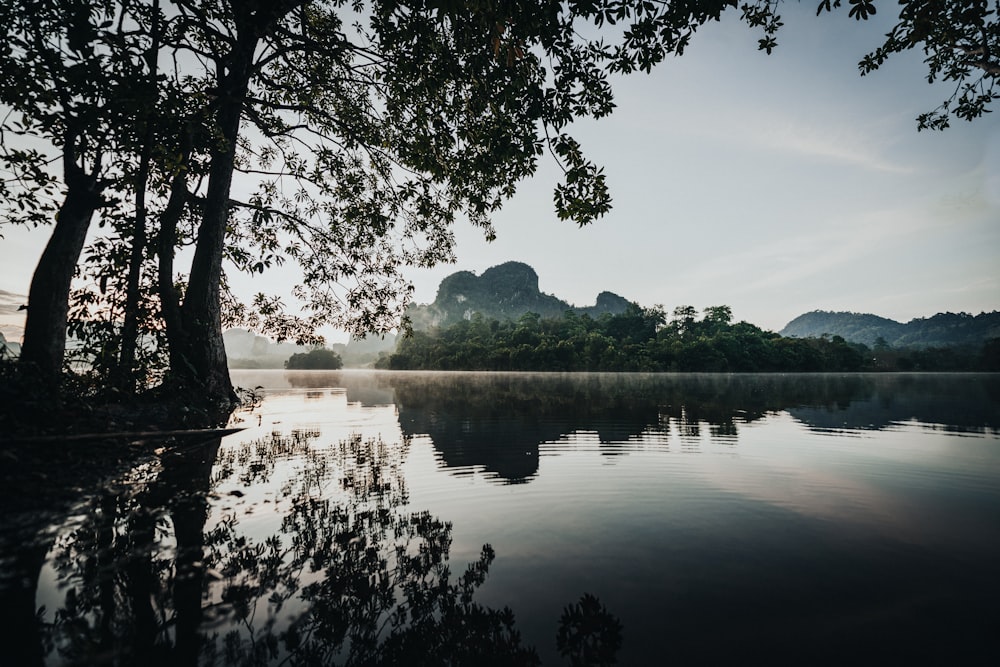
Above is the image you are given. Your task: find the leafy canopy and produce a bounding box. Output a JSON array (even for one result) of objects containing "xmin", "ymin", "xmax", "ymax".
[
  {"xmin": 2, "ymin": 0, "xmax": 997, "ymax": 358},
  {"xmin": 816, "ymin": 0, "xmax": 1000, "ymax": 130}
]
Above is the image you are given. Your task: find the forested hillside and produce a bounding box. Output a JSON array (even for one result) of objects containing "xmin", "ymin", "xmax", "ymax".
[{"xmin": 780, "ymin": 311, "xmax": 1000, "ymax": 348}]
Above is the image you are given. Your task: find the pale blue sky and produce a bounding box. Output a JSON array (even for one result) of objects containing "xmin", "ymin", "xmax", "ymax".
[{"xmin": 1, "ymin": 4, "xmax": 997, "ymax": 341}]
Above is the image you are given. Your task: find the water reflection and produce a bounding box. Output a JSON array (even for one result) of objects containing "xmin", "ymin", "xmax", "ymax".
[
  {"xmin": 278, "ymin": 372, "xmax": 1000, "ymax": 483},
  {"xmin": 4, "ymin": 372, "xmax": 999, "ymax": 665}
]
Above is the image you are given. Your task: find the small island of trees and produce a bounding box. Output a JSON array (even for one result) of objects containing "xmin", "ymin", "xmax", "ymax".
[{"xmin": 285, "ymin": 348, "xmax": 343, "ymax": 370}]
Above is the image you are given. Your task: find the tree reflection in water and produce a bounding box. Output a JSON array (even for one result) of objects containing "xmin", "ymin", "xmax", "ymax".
[
  {"xmin": 309, "ymin": 372, "xmax": 998, "ymax": 483},
  {"xmin": 41, "ymin": 439, "xmax": 221, "ymax": 665},
  {"xmin": 557, "ymin": 594, "xmax": 623, "ymax": 667},
  {"xmin": 36, "ymin": 428, "xmax": 620, "ymax": 665}
]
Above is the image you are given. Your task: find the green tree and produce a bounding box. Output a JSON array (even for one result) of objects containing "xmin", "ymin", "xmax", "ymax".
[
  {"xmin": 671, "ymin": 305, "xmax": 698, "ymax": 337},
  {"xmin": 703, "ymin": 305, "xmax": 733, "ymax": 327}
]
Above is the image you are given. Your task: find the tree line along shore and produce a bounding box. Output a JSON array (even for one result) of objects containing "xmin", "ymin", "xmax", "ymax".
[{"xmin": 377, "ymin": 306, "xmax": 1000, "ymax": 373}]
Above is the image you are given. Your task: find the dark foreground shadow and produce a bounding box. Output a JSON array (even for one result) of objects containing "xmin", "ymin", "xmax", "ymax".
[{"xmin": 2, "ymin": 427, "xmax": 623, "ymax": 666}]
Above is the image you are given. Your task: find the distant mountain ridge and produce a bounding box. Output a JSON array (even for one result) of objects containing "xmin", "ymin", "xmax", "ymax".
[
  {"xmin": 0, "ymin": 331, "xmax": 20, "ymax": 359},
  {"xmin": 223, "ymin": 328, "xmax": 396, "ymax": 368},
  {"xmin": 223, "ymin": 328, "xmax": 308, "ymax": 367},
  {"xmin": 405, "ymin": 261, "xmax": 633, "ymax": 329},
  {"xmin": 780, "ymin": 310, "xmax": 1000, "ymax": 348}
]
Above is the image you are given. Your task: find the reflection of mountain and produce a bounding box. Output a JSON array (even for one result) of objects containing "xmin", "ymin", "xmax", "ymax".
[
  {"xmin": 393, "ymin": 374, "xmax": 663, "ymax": 483},
  {"xmin": 787, "ymin": 374, "xmax": 1000, "ymax": 434},
  {"xmin": 320, "ymin": 373, "xmax": 1000, "ymax": 484}
]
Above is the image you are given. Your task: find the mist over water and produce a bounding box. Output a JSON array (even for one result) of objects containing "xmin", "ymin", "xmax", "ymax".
[{"xmin": 12, "ymin": 372, "xmax": 1000, "ymax": 664}]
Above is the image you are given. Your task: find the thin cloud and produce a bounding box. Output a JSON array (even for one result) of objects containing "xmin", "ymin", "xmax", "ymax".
[
  {"xmin": 735, "ymin": 212, "xmax": 920, "ymax": 293},
  {"xmin": 678, "ymin": 204, "xmax": 937, "ymax": 298},
  {"xmin": 646, "ymin": 92, "xmax": 915, "ymax": 175},
  {"xmin": 761, "ymin": 118, "xmax": 912, "ymax": 174},
  {"xmin": 872, "ymin": 278, "xmax": 1000, "ymax": 311},
  {"xmin": 0, "ymin": 289, "xmax": 26, "ymax": 314}
]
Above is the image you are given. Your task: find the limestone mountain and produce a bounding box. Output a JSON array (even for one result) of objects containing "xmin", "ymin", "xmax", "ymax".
[
  {"xmin": 780, "ymin": 310, "xmax": 1000, "ymax": 348},
  {"xmin": 406, "ymin": 261, "xmax": 633, "ymax": 329},
  {"xmin": 223, "ymin": 328, "xmax": 307, "ymax": 368}
]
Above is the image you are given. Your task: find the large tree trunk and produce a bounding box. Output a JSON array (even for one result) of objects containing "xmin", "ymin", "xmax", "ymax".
[
  {"xmin": 117, "ymin": 2, "xmax": 161, "ymax": 395},
  {"xmin": 170, "ymin": 33, "xmax": 258, "ymax": 420},
  {"xmin": 19, "ymin": 168, "xmax": 102, "ymax": 386},
  {"xmin": 166, "ymin": 5, "xmax": 300, "ymax": 421},
  {"xmin": 116, "ymin": 154, "xmax": 149, "ymax": 395},
  {"xmin": 157, "ymin": 164, "xmax": 190, "ymax": 378},
  {"xmin": 176, "ymin": 137, "xmax": 238, "ymax": 414}
]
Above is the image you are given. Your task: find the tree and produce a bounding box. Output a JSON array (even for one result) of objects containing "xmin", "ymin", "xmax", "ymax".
[
  {"xmin": 704, "ymin": 305, "xmax": 733, "ymax": 326},
  {"xmin": 4, "ymin": 0, "xmax": 998, "ymax": 425},
  {"xmin": 285, "ymin": 347, "xmax": 343, "ymax": 369},
  {"xmin": 9, "ymin": 0, "xmax": 774, "ymax": 415},
  {"xmin": 1, "ymin": 0, "xmax": 150, "ymax": 386},
  {"xmin": 671, "ymin": 305, "xmax": 698, "ymax": 337},
  {"xmin": 148, "ymin": 0, "xmax": 774, "ymax": 411}
]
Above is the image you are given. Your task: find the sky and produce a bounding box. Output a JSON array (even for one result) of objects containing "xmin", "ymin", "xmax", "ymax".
[{"xmin": 1, "ymin": 4, "xmax": 998, "ymax": 342}]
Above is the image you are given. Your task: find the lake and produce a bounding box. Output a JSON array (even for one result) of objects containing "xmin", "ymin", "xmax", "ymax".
[{"xmin": 8, "ymin": 371, "xmax": 1000, "ymax": 664}]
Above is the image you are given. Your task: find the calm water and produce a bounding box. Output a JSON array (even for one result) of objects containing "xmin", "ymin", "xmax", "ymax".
[{"xmin": 6, "ymin": 372, "xmax": 1000, "ymax": 664}]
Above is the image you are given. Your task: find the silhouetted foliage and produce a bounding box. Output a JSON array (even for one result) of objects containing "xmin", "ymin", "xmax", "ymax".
[
  {"xmin": 816, "ymin": 0, "xmax": 1000, "ymax": 130},
  {"xmin": 3, "ymin": 0, "xmax": 796, "ymax": 417},
  {"xmin": 557, "ymin": 594, "xmax": 624, "ymax": 667},
  {"xmin": 24, "ymin": 429, "xmax": 548, "ymax": 665}
]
